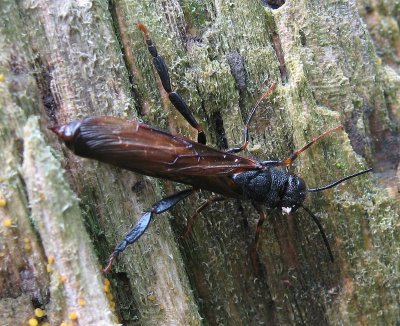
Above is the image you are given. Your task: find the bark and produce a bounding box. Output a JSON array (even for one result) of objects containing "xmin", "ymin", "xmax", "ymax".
[{"xmin": 0, "ymin": 0, "xmax": 399, "ymax": 325}]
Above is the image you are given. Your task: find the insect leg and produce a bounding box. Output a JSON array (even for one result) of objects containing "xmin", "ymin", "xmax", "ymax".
[
  {"xmin": 249, "ymin": 203, "xmax": 267, "ymax": 273},
  {"xmin": 252, "ymin": 203, "xmax": 266, "ymax": 248},
  {"xmin": 102, "ymin": 188, "xmax": 195, "ymax": 273},
  {"xmin": 259, "ymin": 125, "xmax": 343, "ymax": 167},
  {"xmin": 226, "ymin": 83, "xmax": 277, "ymax": 153},
  {"xmin": 136, "ymin": 23, "xmax": 206, "ymax": 145},
  {"xmin": 181, "ymin": 195, "xmax": 227, "ymax": 240}
]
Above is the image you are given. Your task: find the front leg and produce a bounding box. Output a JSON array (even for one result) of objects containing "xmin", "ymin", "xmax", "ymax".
[
  {"xmin": 249, "ymin": 203, "xmax": 267, "ymax": 274},
  {"xmin": 252, "ymin": 203, "xmax": 267, "ymax": 248}
]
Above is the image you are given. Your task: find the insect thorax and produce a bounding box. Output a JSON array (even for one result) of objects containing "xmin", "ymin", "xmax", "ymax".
[{"xmin": 231, "ymin": 168, "xmax": 306, "ymax": 209}]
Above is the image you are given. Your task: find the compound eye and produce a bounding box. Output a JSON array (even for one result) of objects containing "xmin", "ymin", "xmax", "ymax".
[{"xmin": 297, "ymin": 178, "xmax": 306, "ymax": 192}]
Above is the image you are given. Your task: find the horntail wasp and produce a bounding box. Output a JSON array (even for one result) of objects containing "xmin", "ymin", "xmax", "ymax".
[{"xmin": 51, "ymin": 23, "xmax": 372, "ymax": 272}]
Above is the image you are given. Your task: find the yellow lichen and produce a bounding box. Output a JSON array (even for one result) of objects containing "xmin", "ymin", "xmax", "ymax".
[
  {"xmin": 24, "ymin": 238, "xmax": 32, "ymax": 252},
  {"xmin": 68, "ymin": 311, "xmax": 78, "ymax": 320},
  {"xmin": 28, "ymin": 318, "xmax": 38, "ymax": 326},
  {"xmin": 147, "ymin": 294, "xmax": 157, "ymax": 302},
  {"xmin": 34, "ymin": 308, "xmax": 45, "ymax": 318},
  {"xmin": 0, "ymin": 195, "xmax": 6, "ymax": 207},
  {"xmin": 3, "ymin": 218, "xmax": 12, "ymax": 227}
]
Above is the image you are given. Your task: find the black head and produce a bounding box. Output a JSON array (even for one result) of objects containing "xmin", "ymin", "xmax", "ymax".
[
  {"xmin": 280, "ymin": 174, "xmax": 307, "ymax": 214},
  {"xmin": 281, "ymin": 168, "xmax": 373, "ymax": 213}
]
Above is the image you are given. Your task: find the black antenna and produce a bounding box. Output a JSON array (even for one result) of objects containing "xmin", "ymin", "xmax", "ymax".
[
  {"xmin": 301, "ymin": 205, "xmax": 334, "ymax": 262},
  {"xmin": 308, "ymin": 168, "xmax": 372, "ymax": 193}
]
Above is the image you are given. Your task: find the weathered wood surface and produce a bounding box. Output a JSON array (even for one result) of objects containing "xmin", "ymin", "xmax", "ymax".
[{"xmin": 0, "ymin": 0, "xmax": 399, "ymax": 325}]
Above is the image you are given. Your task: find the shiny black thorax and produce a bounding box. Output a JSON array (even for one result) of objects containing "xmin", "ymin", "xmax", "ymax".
[{"xmin": 231, "ymin": 168, "xmax": 307, "ymax": 209}]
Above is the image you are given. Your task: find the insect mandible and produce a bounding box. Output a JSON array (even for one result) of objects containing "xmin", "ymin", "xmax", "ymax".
[{"xmin": 51, "ymin": 23, "xmax": 372, "ymax": 272}]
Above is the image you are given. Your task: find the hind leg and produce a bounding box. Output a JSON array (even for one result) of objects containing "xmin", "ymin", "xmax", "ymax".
[{"xmin": 136, "ymin": 23, "xmax": 206, "ymax": 144}]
